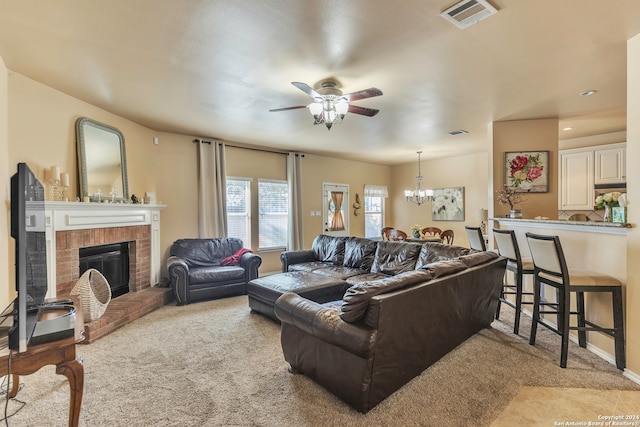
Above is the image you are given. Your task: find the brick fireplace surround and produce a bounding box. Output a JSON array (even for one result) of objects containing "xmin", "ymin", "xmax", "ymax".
[{"xmin": 46, "ymin": 202, "xmax": 171, "ymax": 342}]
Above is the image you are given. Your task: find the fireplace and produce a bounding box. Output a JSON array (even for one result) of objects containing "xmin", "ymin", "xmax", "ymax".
[{"xmin": 79, "ymin": 242, "xmax": 130, "ymax": 298}]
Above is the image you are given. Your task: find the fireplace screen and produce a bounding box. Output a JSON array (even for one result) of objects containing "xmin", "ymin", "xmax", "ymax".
[{"xmin": 79, "ymin": 242, "xmax": 130, "ymax": 298}]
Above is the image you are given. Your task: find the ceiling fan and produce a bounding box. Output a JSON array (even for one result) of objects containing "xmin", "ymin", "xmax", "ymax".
[{"xmin": 269, "ymin": 80, "xmax": 383, "ymax": 130}]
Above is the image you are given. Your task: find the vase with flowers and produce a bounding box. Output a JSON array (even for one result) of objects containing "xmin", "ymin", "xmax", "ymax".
[
  {"xmin": 595, "ymin": 192, "xmax": 626, "ymax": 222},
  {"xmin": 497, "ymin": 187, "xmax": 527, "ymax": 218},
  {"xmin": 411, "ymin": 224, "xmax": 421, "ymax": 238}
]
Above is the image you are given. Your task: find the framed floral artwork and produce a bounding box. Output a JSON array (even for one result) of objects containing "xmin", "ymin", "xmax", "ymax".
[
  {"xmin": 431, "ymin": 187, "xmax": 464, "ymax": 221},
  {"xmin": 504, "ymin": 151, "xmax": 549, "ymax": 193}
]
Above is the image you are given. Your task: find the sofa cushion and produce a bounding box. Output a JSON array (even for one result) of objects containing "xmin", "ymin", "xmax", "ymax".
[
  {"xmin": 458, "ymin": 250, "xmax": 499, "ymax": 268},
  {"xmin": 421, "ymin": 260, "xmax": 467, "ymax": 278},
  {"xmin": 340, "ymin": 270, "xmax": 434, "ymax": 323},
  {"xmin": 415, "ymin": 242, "xmax": 471, "ymax": 269},
  {"xmin": 312, "ymin": 235, "xmax": 347, "ymax": 265},
  {"xmin": 343, "ymin": 237, "xmax": 378, "ymax": 270},
  {"xmin": 370, "ymin": 241, "xmax": 422, "ymax": 275},
  {"xmin": 345, "ymin": 273, "xmax": 390, "ymax": 286},
  {"xmin": 311, "ymin": 265, "xmax": 368, "ymax": 280},
  {"xmin": 170, "ymin": 237, "xmax": 243, "ymax": 267},
  {"xmin": 288, "ymin": 261, "xmax": 333, "ymax": 273},
  {"xmin": 189, "ymin": 265, "xmax": 245, "ymax": 284}
]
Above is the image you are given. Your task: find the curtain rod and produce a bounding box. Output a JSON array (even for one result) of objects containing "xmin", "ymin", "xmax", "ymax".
[{"xmin": 192, "ymin": 139, "xmax": 304, "ymax": 157}]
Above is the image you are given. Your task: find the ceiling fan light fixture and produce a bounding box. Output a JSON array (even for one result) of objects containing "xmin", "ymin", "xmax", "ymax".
[
  {"xmin": 308, "ymin": 101, "xmax": 323, "ymax": 119},
  {"xmin": 270, "ymin": 81, "xmax": 382, "ymax": 130}
]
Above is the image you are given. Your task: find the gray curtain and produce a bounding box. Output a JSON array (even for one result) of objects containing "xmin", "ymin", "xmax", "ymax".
[
  {"xmin": 287, "ymin": 152, "xmax": 304, "ymax": 250},
  {"xmin": 197, "ymin": 141, "xmax": 227, "ymax": 238}
]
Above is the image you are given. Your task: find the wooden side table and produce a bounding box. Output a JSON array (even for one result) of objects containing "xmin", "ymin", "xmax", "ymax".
[{"xmin": 0, "ymin": 300, "xmax": 85, "ymax": 427}]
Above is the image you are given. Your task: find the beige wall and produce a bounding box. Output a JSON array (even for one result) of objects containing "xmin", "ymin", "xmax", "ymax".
[
  {"xmin": 300, "ymin": 154, "xmax": 392, "ymax": 249},
  {"xmin": 1, "ymin": 70, "xmax": 394, "ymax": 281},
  {"xmin": 390, "ymin": 152, "xmax": 490, "ymax": 248},
  {"xmin": 492, "ymin": 119, "xmax": 559, "ymax": 220},
  {"xmin": 625, "ymin": 34, "xmax": 640, "ymax": 377},
  {"xmin": 0, "ymin": 57, "xmax": 9, "ymax": 308}
]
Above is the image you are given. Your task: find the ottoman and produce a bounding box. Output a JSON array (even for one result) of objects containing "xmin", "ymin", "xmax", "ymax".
[{"xmin": 247, "ymin": 271, "xmax": 350, "ymax": 321}]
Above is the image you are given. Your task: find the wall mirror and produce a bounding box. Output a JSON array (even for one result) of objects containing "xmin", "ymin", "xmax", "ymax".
[{"xmin": 76, "ymin": 117, "xmax": 129, "ymax": 202}]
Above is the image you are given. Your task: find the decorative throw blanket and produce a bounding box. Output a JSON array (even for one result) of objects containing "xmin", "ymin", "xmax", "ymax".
[{"xmin": 221, "ymin": 248, "xmax": 254, "ymax": 266}]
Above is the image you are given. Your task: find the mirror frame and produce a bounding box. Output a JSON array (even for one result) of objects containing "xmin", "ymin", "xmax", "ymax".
[{"xmin": 76, "ymin": 117, "xmax": 129, "ymax": 202}]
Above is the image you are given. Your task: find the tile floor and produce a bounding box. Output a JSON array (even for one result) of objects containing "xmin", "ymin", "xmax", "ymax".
[{"xmin": 491, "ymin": 387, "xmax": 640, "ymax": 426}]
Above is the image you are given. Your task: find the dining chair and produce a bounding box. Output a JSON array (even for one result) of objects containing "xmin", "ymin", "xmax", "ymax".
[
  {"xmin": 525, "ymin": 232, "xmax": 625, "ymax": 369},
  {"xmin": 492, "ymin": 228, "xmax": 534, "ymax": 334},
  {"xmin": 387, "ymin": 229, "xmax": 407, "ymax": 241},
  {"xmin": 421, "ymin": 227, "xmax": 442, "ymax": 238},
  {"xmin": 465, "ymin": 226, "xmax": 486, "ymax": 251},
  {"xmin": 440, "ymin": 229, "xmax": 454, "ymax": 244},
  {"xmin": 381, "ymin": 227, "xmax": 394, "ymax": 240}
]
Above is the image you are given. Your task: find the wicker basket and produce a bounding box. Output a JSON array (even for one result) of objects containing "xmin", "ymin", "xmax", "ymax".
[{"xmin": 71, "ymin": 269, "xmax": 112, "ymax": 322}]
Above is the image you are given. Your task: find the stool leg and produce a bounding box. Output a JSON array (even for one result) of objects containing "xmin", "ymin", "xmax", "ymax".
[
  {"xmin": 612, "ymin": 287, "xmax": 626, "ymax": 370},
  {"xmin": 559, "ymin": 290, "xmax": 570, "ymax": 368},
  {"xmin": 576, "ymin": 291, "xmax": 587, "ymax": 348},
  {"xmin": 513, "ymin": 270, "xmax": 523, "ymax": 335},
  {"xmin": 529, "ymin": 277, "xmax": 541, "ymax": 346},
  {"xmin": 495, "ymin": 277, "xmax": 503, "ymax": 320}
]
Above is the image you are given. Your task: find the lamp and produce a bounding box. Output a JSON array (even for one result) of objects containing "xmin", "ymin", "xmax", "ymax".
[
  {"xmin": 404, "ymin": 151, "xmax": 434, "ymax": 205},
  {"xmin": 477, "ymin": 208, "xmax": 488, "ymax": 235},
  {"xmin": 308, "ymin": 96, "xmax": 349, "ymax": 130}
]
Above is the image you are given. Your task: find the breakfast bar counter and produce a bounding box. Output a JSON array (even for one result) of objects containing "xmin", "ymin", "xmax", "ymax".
[{"xmin": 491, "ymin": 217, "xmax": 630, "ymax": 364}]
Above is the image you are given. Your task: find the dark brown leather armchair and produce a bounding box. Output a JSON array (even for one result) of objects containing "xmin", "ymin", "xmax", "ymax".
[{"xmin": 167, "ymin": 238, "xmax": 262, "ymax": 305}]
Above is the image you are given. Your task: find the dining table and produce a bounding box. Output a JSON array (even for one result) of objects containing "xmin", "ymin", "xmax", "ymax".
[{"xmin": 404, "ymin": 237, "xmax": 442, "ymax": 243}]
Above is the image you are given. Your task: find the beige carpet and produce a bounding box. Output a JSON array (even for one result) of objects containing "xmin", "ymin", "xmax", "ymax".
[{"xmin": 4, "ymin": 295, "xmax": 639, "ymax": 426}]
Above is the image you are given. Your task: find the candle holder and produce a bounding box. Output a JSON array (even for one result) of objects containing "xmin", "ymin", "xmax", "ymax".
[{"xmin": 49, "ymin": 179, "xmax": 63, "ymax": 201}]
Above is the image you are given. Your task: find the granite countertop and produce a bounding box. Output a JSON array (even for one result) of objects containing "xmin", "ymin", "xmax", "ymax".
[{"xmin": 490, "ymin": 217, "xmax": 632, "ymax": 228}]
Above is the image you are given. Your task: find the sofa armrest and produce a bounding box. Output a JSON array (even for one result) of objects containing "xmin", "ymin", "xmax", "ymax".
[
  {"xmin": 275, "ymin": 292, "xmax": 376, "ymax": 359},
  {"xmin": 280, "ymin": 250, "xmax": 317, "ymax": 272},
  {"xmin": 167, "ymin": 256, "xmax": 190, "ymax": 304},
  {"xmin": 240, "ymin": 252, "xmax": 262, "ymax": 281}
]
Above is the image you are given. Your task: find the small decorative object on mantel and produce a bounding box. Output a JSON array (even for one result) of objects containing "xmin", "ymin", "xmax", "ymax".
[
  {"xmin": 411, "ymin": 224, "xmax": 422, "ymax": 239},
  {"xmin": 131, "ymin": 194, "xmax": 139, "ymax": 204},
  {"xmin": 496, "ymin": 186, "xmax": 526, "ymax": 218},
  {"xmin": 595, "ymin": 192, "xmax": 626, "ymax": 223}
]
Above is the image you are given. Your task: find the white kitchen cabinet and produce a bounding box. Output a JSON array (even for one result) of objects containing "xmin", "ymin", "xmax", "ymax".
[
  {"xmin": 559, "ymin": 149, "xmax": 594, "ymax": 210},
  {"xmin": 595, "ymin": 143, "xmax": 626, "ymax": 184}
]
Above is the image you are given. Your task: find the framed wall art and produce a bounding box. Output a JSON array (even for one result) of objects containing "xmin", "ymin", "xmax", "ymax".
[
  {"xmin": 504, "ymin": 151, "xmax": 549, "ymax": 193},
  {"xmin": 431, "ymin": 187, "xmax": 465, "ymax": 221}
]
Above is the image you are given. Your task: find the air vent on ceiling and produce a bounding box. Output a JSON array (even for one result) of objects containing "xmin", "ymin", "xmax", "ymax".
[
  {"xmin": 440, "ymin": 0, "xmax": 498, "ymax": 29},
  {"xmin": 449, "ymin": 129, "xmax": 469, "ymax": 136}
]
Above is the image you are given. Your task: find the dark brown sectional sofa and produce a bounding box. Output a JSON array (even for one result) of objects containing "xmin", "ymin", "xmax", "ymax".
[{"xmin": 247, "ymin": 234, "xmax": 506, "ymax": 413}]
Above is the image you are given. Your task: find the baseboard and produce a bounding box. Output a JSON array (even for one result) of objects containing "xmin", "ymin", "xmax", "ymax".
[
  {"xmin": 517, "ymin": 308, "xmax": 639, "ymax": 384},
  {"xmin": 623, "ymin": 368, "xmax": 640, "ymax": 385}
]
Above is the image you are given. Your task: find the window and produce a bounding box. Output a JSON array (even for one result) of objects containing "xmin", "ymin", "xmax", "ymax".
[
  {"xmin": 226, "ymin": 178, "xmax": 251, "ymax": 246},
  {"xmin": 364, "ymin": 185, "xmax": 388, "ymax": 238},
  {"xmin": 258, "ymin": 180, "xmax": 288, "ymax": 250}
]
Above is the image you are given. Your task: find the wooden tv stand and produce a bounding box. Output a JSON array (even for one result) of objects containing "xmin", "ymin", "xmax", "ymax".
[{"xmin": 0, "ymin": 299, "xmax": 85, "ymax": 427}]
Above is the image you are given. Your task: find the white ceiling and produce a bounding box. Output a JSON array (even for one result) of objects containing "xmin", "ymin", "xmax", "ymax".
[{"xmin": 0, "ymin": 0, "xmax": 638, "ymax": 165}]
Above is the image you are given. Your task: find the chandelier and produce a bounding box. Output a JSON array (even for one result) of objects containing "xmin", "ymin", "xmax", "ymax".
[
  {"xmin": 308, "ymin": 96, "xmax": 349, "ymax": 130},
  {"xmin": 404, "ymin": 151, "xmax": 434, "ymax": 205}
]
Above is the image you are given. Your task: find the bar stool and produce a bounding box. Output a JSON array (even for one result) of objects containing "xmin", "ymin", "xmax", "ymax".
[
  {"xmin": 465, "ymin": 226, "xmax": 486, "ymax": 251},
  {"xmin": 525, "ymin": 232, "xmax": 625, "ymax": 369},
  {"xmin": 493, "ymin": 229, "xmax": 535, "ymax": 334}
]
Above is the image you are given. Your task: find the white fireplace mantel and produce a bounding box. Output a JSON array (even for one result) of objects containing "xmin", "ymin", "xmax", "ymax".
[{"xmin": 44, "ymin": 201, "xmax": 166, "ymax": 299}]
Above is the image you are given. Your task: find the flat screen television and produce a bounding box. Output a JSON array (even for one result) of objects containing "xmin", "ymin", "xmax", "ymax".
[{"xmin": 8, "ymin": 162, "xmax": 48, "ymax": 352}]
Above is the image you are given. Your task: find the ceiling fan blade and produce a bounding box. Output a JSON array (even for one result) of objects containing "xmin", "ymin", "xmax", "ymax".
[
  {"xmin": 269, "ymin": 105, "xmax": 308, "ymax": 112},
  {"xmin": 291, "ymin": 82, "xmax": 321, "ymax": 98},
  {"xmin": 343, "ymin": 87, "xmax": 383, "ymax": 102},
  {"xmin": 348, "ymin": 105, "xmax": 379, "ymax": 117}
]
